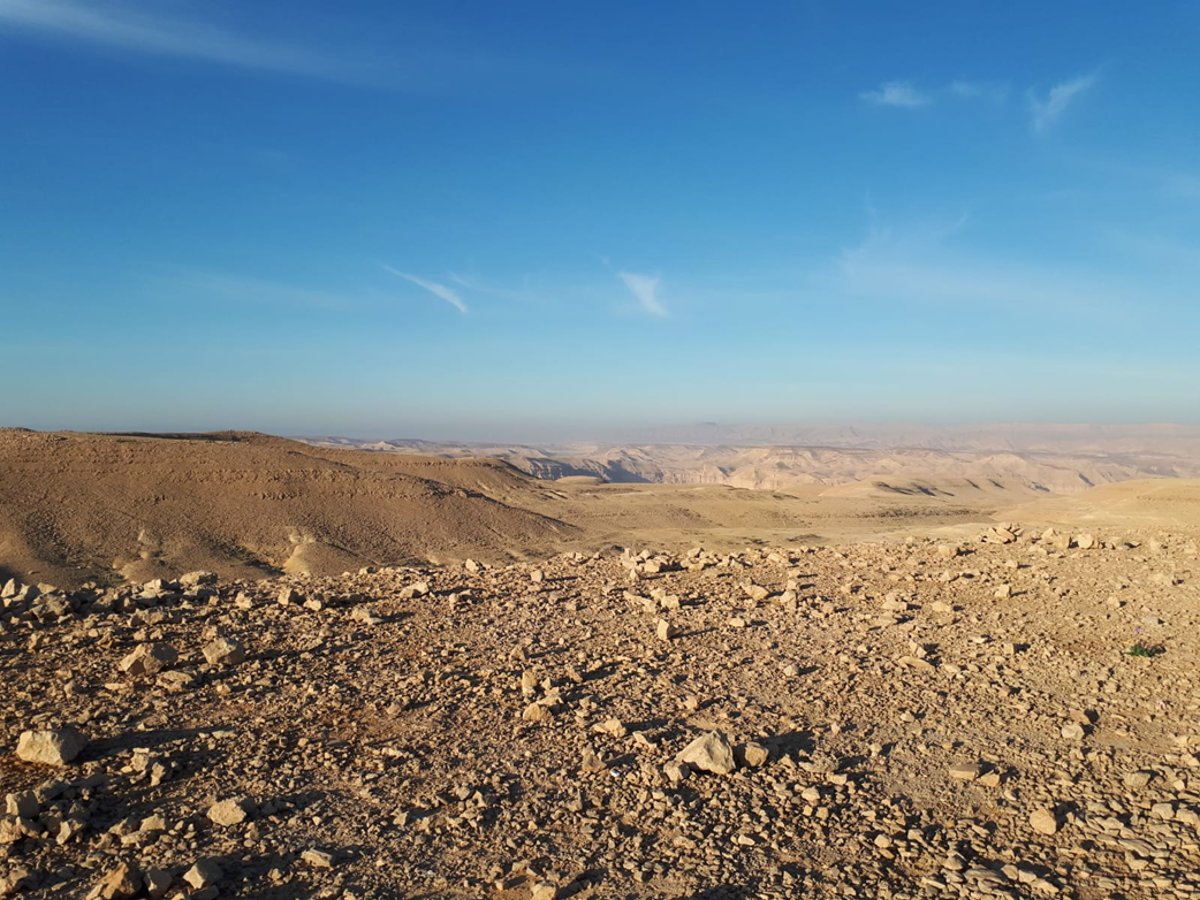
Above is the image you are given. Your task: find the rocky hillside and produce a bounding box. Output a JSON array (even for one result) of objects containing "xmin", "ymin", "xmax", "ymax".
[
  {"xmin": 0, "ymin": 523, "xmax": 1197, "ymax": 897},
  {"xmin": 0, "ymin": 430, "xmax": 574, "ymax": 588}
]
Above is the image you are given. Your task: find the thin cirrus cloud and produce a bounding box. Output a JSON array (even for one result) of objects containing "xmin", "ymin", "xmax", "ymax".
[
  {"xmin": 447, "ymin": 272, "xmax": 541, "ymax": 305},
  {"xmin": 618, "ymin": 271, "xmax": 668, "ymax": 317},
  {"xmin": 828, "ymin": 214, "xmax": 1181, "ymax": 326},
  {"xmin": 861, "ymin": 79, "xmax": 1008, "ymax": 108},
  {"xmin": 861, "ymin": 73, "xmax": 1097, "ymax": 134},
  {"xmin": 0, "ymin": 0, "xmax": 384, "ymax": 84},
  {"xmin": 948, "ymin": 80, "xmax": 1008, "ymax": 102},
  {"xmin": 859, "ymin": 80, "xmax": 931, "ymax": 108},
  {"xmin": 1028, "ymin": 74, "xmax": 1097, "ymax": 134},
  {"xmin": 148, "ymin": 268, "xmax": 359, "ymax": 311},
  {"xmin": 383, "ymin": 266, "xmax": 468, "ymax": 315}
]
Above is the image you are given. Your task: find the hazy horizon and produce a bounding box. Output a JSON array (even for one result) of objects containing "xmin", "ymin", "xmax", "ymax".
[
  {"xmin": 9, "ymin": 418, "xmax": 1200, "ymax": 451},
  {"xmin": 3, "ymin": 2, "xmax": 1198, "ymax": 430}
]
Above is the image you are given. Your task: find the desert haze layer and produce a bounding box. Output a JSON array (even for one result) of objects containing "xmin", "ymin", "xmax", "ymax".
[{"xmin": 0, "ymin": 428, "xmax": 1198, "ymax": 899}]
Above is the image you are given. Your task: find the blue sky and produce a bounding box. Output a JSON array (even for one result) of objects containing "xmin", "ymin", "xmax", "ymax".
[{"xmin": 1, "ymin": 1, "xmax": 1197, "ymax": 439}]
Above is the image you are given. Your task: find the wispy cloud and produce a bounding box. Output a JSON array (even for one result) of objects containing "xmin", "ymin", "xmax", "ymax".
[
  {"xmin": 146, "ymin": 269, "xmax": 363, "ymax": 310},
  {"xmin": 860, "ymin": 80, "xmax": 931, "ymax": 108},
  {"xmin": 383, "ymin": 266, "xmax": 468, "ymax": 314},
  {"xmin": 1101, "ymin": 228, "xmax": 1200, "ymax": 271},
  {"xmin": 1163, "ymin": 173, "xmax": 1200, "ymax": 201},
  {"xmin": 1028, "ymin": 74, "xmax": 1097, "ymax": 134},
  {"xmin": 948, "ymin": 80, "xmax": 1008, "ymax": 102},
  {"xmin": 0, "ymin": 0, "xmax": 371, "ymax": 79},
  {"xmin": 839, "ymin": 214, "xmax": 970, "ymax": 278},
  {"xmin": 447, "ymin": 272, "xmax": 541, "ymax": 305},
  {"xmin": 862, "ymin": 78, "xmax": 1008, "ymax": 109},
  {"xmin": 619, "ymin": 271, "xmax": 668, "ymax": 317},
  {"xmin": 831, "ymin": 215, "xmax": 1152, "ymax": 322}
]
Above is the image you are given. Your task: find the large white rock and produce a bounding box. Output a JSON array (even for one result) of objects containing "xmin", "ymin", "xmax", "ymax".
[
  {"xmin": 118, "ymin": 643, "xmax": 178, "ymax": 676},
  {"xmin": 676, "ymin": 730, "xmax": 736, "ymax": 775},
  {"xmin": 179, "ymin": 571, "xmax": 217, "ymax": 587},
  {"xmin": 207, "ymin": 796, "xmax": 252, "ymax": 826},
  {"xmin": 202, "ymin": 636, "xmax": 245, "ymax": 667},
  {"xmin": 16, "ymin": 726, "xmax": 88, "ymax": 766},
  {"xmin": 183, "ymin": 859, "xmax": 222, "ymax": 890}
]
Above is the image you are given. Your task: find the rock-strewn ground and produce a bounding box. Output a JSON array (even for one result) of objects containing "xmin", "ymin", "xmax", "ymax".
[{"xmin": 1, "ymin": 526, "xmax": 1198, "ymax": 898}]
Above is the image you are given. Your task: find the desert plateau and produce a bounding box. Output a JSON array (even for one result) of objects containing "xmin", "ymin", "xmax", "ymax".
[{"xmin": 1, "ymin": 430, "xmax": 1198, "ymax": 898}]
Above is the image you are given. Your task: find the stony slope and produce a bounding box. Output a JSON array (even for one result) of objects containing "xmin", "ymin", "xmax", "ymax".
[{"xmin": 1, "ymin": 522, "xmax": 1197, "ymax": 898}]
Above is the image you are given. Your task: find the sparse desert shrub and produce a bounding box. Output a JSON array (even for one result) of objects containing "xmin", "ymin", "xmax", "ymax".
[{"xmin": 1128, "ymin": 643, "xmax": 1165, "ymax": 658}]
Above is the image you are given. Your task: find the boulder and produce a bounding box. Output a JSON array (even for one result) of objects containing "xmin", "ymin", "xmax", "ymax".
[
  {"xmin": 86, "ymin": 861, "xmax": 142, "ymax": 900},
  {"xmin": 676, "ymin": 730, "xmax": 736, "ymax": 775},
  {"xmin": 202, "ymin": 636, "xmax": 245, "ymax": 667},
  {"xmin": 183, "ymin": 859, "xmax": 222, "ymax": 890},
  {"xmin": 119, "ymin": 642, "xmax": 178, "ymax": 676},
  {"xmin": 16, "ymin": 726, "xmax": 88, "ymax": 766},
  {"xmin": 207, "ymin": 796, "xmax": 253, "ymax": 826}
]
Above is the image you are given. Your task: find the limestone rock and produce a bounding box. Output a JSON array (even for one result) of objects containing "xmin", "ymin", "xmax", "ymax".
[
  {"xmin": 301, "ymin": 848, "xmax": 334, "ymax": 868},
  {"xmin": 1124, "ymin": 770, "xmax": 1156, "ymax": 789},
  {"xmin": 1060, "ymin": 723, "xmax": 1086, "ymax": 741},
  {"xmin": 522, "ymin": 702, "xmax": 552, "ymax": 723},
  {"xmin": 1029, "ymin": 808, "xmax": 1059, "ymax": 835},
  {"xmin": 738, "ymin": 741, "xmax": 770, "ymax": 768},
  {"xmin": 744, "ymin": 583, "xmax": 770, "ymax": 602},
  {"xmin": 977, "ymin": 770, "xmax": 1002, "ymax": 787},
  {"xmin": 16, "ymin": 726, "xmax": 87, "ymax": 766},
  {"xmin": 677, "ymin": 730, "xmax": 736, "ymax": 775},
  {"xmin": 278, "ymin": 586, "xmax": 302, "ymax": 605},
  {"xmin": 179, "ymin": 571, "xmax": 217, "ymax": 587},
  {"xmin": 664, "ymin": 761, "xmax": 690, "ymax": 784},
  {"xmin": 119, "ymin": 642, "xmax": 178, "ymax": 676},
  {"xmin": 139, "ymin": 814, "xmax": 167, "ymax": 834},
  {"xmin": 202, "ymin": 635, "xmax": 245, "ymax": 667},
  {"xmin": 86, "ymin": 861, "xmax": 142, "ymax": 900},
  {"xmin": 207, "ymin": 796, "xmax": 252, "ymax": 826},
  {"xmin": 5, "ymin": 793, "xmax": 37, "ymax": 818},
  {"xmin": 183, "ymin": 858, "xmax": 222, "ymax": 890},
  {"xmin": 948, "ymin": 762, "xmax": 981, "ymax": 782}
]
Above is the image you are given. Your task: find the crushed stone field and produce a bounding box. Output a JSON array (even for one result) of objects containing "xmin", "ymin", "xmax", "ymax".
[{"xmin": 1, "ymin": 525, "xmax": 1198, "ymax": 898}]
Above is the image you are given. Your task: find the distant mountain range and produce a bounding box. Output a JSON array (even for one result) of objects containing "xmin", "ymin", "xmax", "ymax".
[{"xmin": 300, "ymin": 423, "xmax": 1200, "ymax": 494}]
